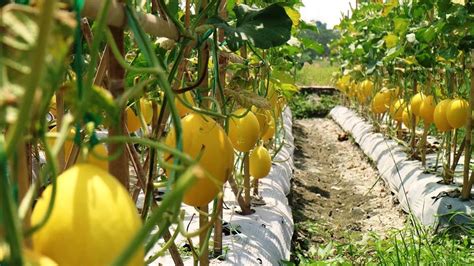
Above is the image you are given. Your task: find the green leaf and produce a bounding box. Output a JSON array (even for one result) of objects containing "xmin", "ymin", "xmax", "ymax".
[
  {"xmin": 272, "ymin": 70, "xmax": 294, "ymax": 84},
  {"xmin": 393, "ymin": 18, "xmax": 409, "ymax": 35},
  {"xmin": 301, "ymin": 38, "xmax": 324, "ymax": 54},
  {"xmin": 226, "ymin": 0, "xmax": 237, "ymax": 15},
  {"xmin": 210, "ymin": 4, "xmax": 292, "ymax": 51},
  {"xmin": 65, "ymin": 84, "xmax": 119, "ymax": 125},
  {"xmin": 415, "ymin": 51, "xmax": 435, "ymax": 67},
  {"xmin": 164, "ymin": 0, "xmax": 179, "ymax": 19},
  {"xmin": 299, "ymin": 20, "xmax": 319, "ymax": 32},
  {"xmin": 384, "ymin": 34, "xmax": 398, "ymax": 48},
  {"xmin": 280, "ymin": 45, "xmax": 300, "ymax": 56},
  {"xmin": 284, "ymin": 7, "xmax": 300, "ymax": 27}
]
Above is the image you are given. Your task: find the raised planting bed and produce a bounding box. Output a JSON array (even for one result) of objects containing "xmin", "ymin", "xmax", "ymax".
[
  {"xmin": 330, "ymin": 106, "xmax": 474, "ymax": 227},
  {"xmin": 145, "ymin": 108, "xmax": 295, "ymax": 265}
]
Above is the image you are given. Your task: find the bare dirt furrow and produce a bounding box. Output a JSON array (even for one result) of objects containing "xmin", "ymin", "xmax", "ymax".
[{"xmin": 290, "ymin": 118, "xmax": 405, "ymax": 260}]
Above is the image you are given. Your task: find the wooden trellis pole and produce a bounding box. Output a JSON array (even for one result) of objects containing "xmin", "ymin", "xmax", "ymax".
[
  {"xmin": 197, "ymin": 1, "xmax": 210, "ymax": 264},
  {"xmin": 461, "ymin": 51, "xmax": 474, "ymax": 199},
  {"xmin": 107, "ymin": 20, "xmax": 130, "ymax": 189},
  {"xmin": 213, "ymin": 0, "xmax": 228, "ymax": 258}
]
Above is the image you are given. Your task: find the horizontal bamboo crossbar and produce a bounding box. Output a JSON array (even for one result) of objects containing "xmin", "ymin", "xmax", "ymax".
[{"xmin": 82, "ymin": 0, "xmax": 179, "ymax": 40}]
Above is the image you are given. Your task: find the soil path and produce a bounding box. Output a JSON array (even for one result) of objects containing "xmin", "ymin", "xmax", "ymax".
[{"xmin": 290, "ymin": 118, "xmax": 405, "ymax": 261}]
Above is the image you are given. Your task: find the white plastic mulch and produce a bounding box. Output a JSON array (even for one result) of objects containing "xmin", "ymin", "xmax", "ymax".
[
  {"xmin": 330, "ymin": 105, "xmax": 474, "ymax": 227},
  {"xmin": 147, "ymin": 107, "xmax": 295, "ymax": 265}
]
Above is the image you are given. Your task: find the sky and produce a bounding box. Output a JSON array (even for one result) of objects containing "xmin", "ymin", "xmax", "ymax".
[{"xmin": 299, "ymin": 0, "xmax": 357, "ymax": 29}]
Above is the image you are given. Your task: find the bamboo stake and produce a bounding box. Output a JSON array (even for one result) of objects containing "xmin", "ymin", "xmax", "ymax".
[
  {"xmin": 252, "ymin": 179, "xmax": 258, "ymax": 196},
  {"xmin": 396, "ymin": 121, "xmax": 402, "ymax": 139},
  {"xmin": 80, "ymin": 18, "xmax": 110, "ymax": 87},
  {"xmin": 421, "ymin": 123, "xmax": 429, "ymax": 167},
  {"xmin": 81, "ymin": 0, "xmax": 179, "ymax": 40},
  {"xmin": 238, "ymin": 42, "xmax": 253, "ymax": 213},
  {"xmin": 15, "ymin": 142, "xmax": 30, "ymax": 237},
  {"xmin": 163, "ymin": 229, "xmax": 184, "ymax": 266},
  {"xmin": 107, "ymin": 25, "xmax": 130, "ymax": 190},
  {"xmin": 461, "ymin": 51, "xmax": 474, "ymax": 199},
  {"xmin": 126, "ymin": 141, "xmax": 183, "ymax": 265},
  {"xmin": 410, "ymin": 79, "xmax": 417, "ymax": 153},
  {"xmin": 243, "ymin": 152, "xmax": 251, "ymax": 210},
  {"xmin": 444, "ymin": 130, "xmax": 453, "ymax": 183},
  {"xmin": 55, "ymin": 89, "xmax": 65, "ymax": 170},
  {"xmin": 197, "ymin": 1, "xmax": 211, "ymax": 263},
  {"xmin": 213, "ymin": 0, "xmax": 227, "ymax": 257},
  {"xmin": 227, "ymin": 175, "xmax": 252, "ymax": 214},
  {"xmin": 93, "ymin": 46, "xmax": 110, "ymax": 86},
  {"xmin": 80, "ymin": 18, "xmax": 93, "ymax": 48},
  {"xmin": 199, "ymin": 205, "xmax": 209, "ymax": 266},
  {"xmin": 451, "ymin": 136, "xmax": 466, "ymax": 174}
]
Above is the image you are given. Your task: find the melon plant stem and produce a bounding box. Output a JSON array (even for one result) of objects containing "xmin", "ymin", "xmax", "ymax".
[
  {"xmin": 5, "ymin": 0, "xmax": 58, "ymax": 156},
  {"xmin": 461, "ymin": 52, "xmax": 474, "ymax": 199},
  {"xmin": 213, "ymin": 0, "xmax": 227, "ymax": 255},
  {"xmin": 0, "ymin": 139, "xmax": 23, "ymax": 265}
]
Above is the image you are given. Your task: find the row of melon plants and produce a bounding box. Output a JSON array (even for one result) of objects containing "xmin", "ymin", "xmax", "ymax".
[
  {"xmin": 0, "ymin": 0, "xmax": 322, "ymax": 265},
  {"xmin": 332, "ymin": 1, "xmax": 474, "ymax": 199}
]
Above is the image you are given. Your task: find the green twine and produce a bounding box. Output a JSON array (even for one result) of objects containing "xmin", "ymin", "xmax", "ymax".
[{"xmin": 73, "ymin": 0, "xmax": 85, "ymax": 146}]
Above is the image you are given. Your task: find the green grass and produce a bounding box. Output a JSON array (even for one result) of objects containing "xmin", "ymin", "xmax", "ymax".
[
  {"xmin": 289, "ymin": 92, "xmax": 339, "ymax": 119},
  {"xmin": 285, "ymin": 217, "xmax": 474, "ymax": 265},
  {"xmin": 296, "ymin": 60, "xmax": 338, "ymax": 87}
]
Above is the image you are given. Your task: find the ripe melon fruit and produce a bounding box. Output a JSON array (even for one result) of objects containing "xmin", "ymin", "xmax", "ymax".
[
  {"xmin": 164, "ymin": 114, "xmax": 234, "ymax": 207},
  {"xmin": 139, "ymin": 98, "xmax": 153, "ymax": 124},
  {"xmin": 402, "ymin": 107, "xmax": 419, "ymax": 128},
  {"xmin": 126, "ymin": 107, "xmax": 141, "ymax": 133},
  {"xmin": 410, "ymin": 92, "xmax": 425, "ymax": 116},
  {"xmin": 262, "ymin": 114, "xmax": 276, "ymax": 141},
  {"xmin": 175, "ymin": 91, "xmax": 195, "ymax": 117},
  {"xmin": 251, "ymin": 106, "xmax": 271, "ymax": 137},
  {"xmin": 359, "ymin": 79, "xmax": 374, "ymax": 98},
  {"xmin": 390, "ymin": 99, "xmax": 406, "ymax": 122},
  {"xmin": 2, "ymin": 248, "xmax": 59, "ymax": 266},
  {"xmin": 77, "ymin": 143, "xmax": 109, "ymax": 171},
  {"xmin": 24, "ymin": 248, "xmax": 58, "ymax": 266},
  {"xmin": 446, "ymin": 98, "xmax": 470, "ymax": 129},
  {"xmin": 228, "ymin": 108, "xmax": 260, "ymax": 152},
  {"xmin": 371, "ymin": 90, "xmax": 391, "ymax": 114},
  {"xmin": 31, "ymin": 164, "xmax": 144, "ymax": 266},
  {"xmin": 275, "ymin": 97, "xmax": 286, "ymax": 115},
  {"xmin": 419, "ymin": 95, "xmax": 436, "ymax": 125},
  {"xmin": 433, "ymin": 99, "xmax": 452, "ymax": 132},
  {"xmin": 249, "ymin": 145, "xmax": 272, "ymax": 179}
]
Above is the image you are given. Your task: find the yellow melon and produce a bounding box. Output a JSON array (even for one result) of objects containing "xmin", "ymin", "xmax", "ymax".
[
  {"xmin": 228, "ymin": 108, "xmax": 260, "ymax": 152},
  {"xmin": 164, "ymin": 114, "xmax": 234, "ymax": 207},
  {"xmin": 419, "ymin": 95, "xmax": 436, "ymax": 125},
  {"xmin": 31, "ymin": 164, "xmax": 144, "ymax": 266},
  {"xmin": 249, "ymin": 145, "xmax": 272, "ymax": 179},
  {"xmin": 433, "ymin": 99, "xmax": 452, "ymax": 132},
  {"xmin": 446, "ymin": 98, "xmax": 470, "ymax": 129}
]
